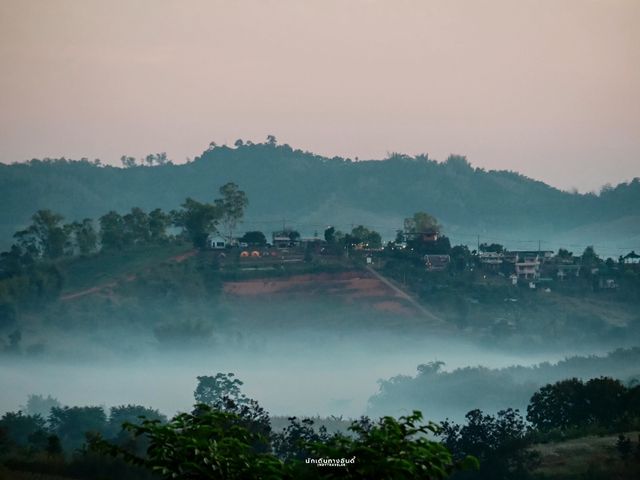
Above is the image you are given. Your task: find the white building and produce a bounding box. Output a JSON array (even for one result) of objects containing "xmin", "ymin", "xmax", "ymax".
[
  {"xmin": 515, "ymin": 257, "xmax": 540, "ymax": 280},
  {"xmin": 207, "ymin": 235, "xmax": 227, "ymax": 249}
]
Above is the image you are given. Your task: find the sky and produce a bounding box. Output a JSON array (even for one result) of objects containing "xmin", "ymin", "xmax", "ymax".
[{"xmin": 0, "ymin": 0, "xmax": 638, "ymax": 192}]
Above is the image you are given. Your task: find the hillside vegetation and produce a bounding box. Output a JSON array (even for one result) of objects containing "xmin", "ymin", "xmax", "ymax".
[{"xmin": 1, "ymin": 140, "xmax": 639, "ymax": 251}]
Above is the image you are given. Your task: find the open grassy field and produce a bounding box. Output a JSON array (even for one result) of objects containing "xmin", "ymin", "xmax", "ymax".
[
  {"xmin": 531, "ymin": 431, "xmax": 640, "ymax": 479},
  {"xmin": 59, "ymin": 242, "xmax": 194, "ymax": 295}
]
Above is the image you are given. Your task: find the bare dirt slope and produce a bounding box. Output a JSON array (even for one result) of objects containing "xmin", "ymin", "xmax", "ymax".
[{"xmin": 222, "ymin": 270, "xmax": 419, "ymax": 316}]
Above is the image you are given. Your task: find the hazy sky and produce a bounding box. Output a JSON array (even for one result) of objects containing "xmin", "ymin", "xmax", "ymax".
[{"xmin": 1, "ymin": 0, "xmax": 638, "ymax": 192}]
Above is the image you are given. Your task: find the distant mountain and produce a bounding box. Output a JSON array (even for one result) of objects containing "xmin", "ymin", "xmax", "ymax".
[{"xmin": 1, "ymin": 142, "xmax": 639, "ymax": 254}]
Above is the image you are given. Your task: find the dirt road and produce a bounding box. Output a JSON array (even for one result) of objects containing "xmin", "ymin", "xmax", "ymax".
[{"xmin": 365, "ymin": 265, "xmax": 446, "ymax": 326}]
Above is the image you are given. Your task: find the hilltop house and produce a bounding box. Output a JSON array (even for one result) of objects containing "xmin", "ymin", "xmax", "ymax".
[
  {"xmin": 624, "ymin": 251, "xmax": 640, "ymax": 264},
  {"xmin": 515, "ymin": 256, "xmax": 540, "ymax": 280},
  {"xmin": 503, "ymin": 251, "xmax": 519, "ymax": 265},
  {"xmin": 272, "ymin": 231, "xmax": 301, "ymax": 249},
  {"xmin": 479, "ymin": 252, "xmax": 503, "ymax": 270},
  {"xmin": 511, "ymin": 250, "xmax": 554, "ymax": 263},
  {"xmin": 207, "ymin": 235, "xmax": 227, "ymax": 250},
  {"xmin": 494, "ymin": 250, "xmax": 553, "ymax": 280}
]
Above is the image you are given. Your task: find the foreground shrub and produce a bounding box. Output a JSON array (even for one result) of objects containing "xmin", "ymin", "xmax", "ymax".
[{"xmin": 91, "ymin": 405, "xmax": 477, "ymax": 479}]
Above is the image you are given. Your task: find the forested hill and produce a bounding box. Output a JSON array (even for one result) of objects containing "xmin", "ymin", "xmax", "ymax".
[{"xmin": 1, "ymin": 141, "xmax": 639, "ymax": 251}]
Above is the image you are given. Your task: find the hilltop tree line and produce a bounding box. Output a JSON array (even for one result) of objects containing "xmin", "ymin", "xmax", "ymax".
[
  {"xmin": 7, "ymin": 181, "xmax": 247, "ymax": 258},
  {"xmin": 0, "ymin": 183, "xmax": 247, "ymax": 325}
]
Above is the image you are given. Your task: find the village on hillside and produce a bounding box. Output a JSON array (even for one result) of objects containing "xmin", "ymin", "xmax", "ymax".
[
  {"xmin": 206, "ymin": 216, "xmax": 640, "ymax": 293},
  {"xmin": 3, "ymin": 188, "xmax": 640, "ymax": 343}
]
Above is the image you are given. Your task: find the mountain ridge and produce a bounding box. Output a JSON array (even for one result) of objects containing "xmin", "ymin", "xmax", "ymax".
[{"xmin": 1, "ymin": 142, "xmax": 638, "ymax": 253}]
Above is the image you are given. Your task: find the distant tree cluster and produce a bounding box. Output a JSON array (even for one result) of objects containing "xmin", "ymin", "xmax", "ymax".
[
  {"xmin": 239, "ymin": 230, "xmax": 268, "ymax": 246},
  {"xmin": 12, "ymin": 210, "xmax": 97, "ymax": 260},
  {"xmin": 172, "ymin": 182, "xmax": 248, "ymax": 249},
  {"xmin": 434, "ymin": 375, "xmax": 640, "ymax": 479},
  {"xmin": 345, "ymin": 225, "xmax": 382, "ymax": 249},
  {"xmin": 527, "ymin": 377, "xmax": 640, "ymax": 431},
  {"xmin": 0, "ymin": 401, "xmax": 165, "ymax": 454},
  {"xmin": 0, "ymin": 182, "xmax": 248, "ymax": 334},
  {"xmin": 120, "ymin": 152, "xmax": 171, "ymax": 168},
  {"xmin": 439, "ymin": 408, "xmax": 539, "ymax": 480},
  {"xmin": 323, "ymin": 225, "xmax": 382, "ymax": 251},
  {"xmin": 479, "ymin": 243, "xmax": 504, "ymax": 253}
]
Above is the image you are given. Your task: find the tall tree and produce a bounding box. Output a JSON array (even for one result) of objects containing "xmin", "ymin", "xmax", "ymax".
[
  {"xmin": 216, "ymin": 183, "xmax": 248, "ymax": 242},
  {"xmin": 149, "ymin": 208, "xmax": 170, "ymax": 242},
  {"xmin": 324, "ymin": 226, "xmax": 336, "ymax": 244},
  {"xmin": 581, "ymin": 246, "xmax": 601, "ymax": 269},
  {"xmin": 439, "ymin": 408, "xmax": 536, "ymax": 480},
  {"xmin": 70, "ymin": 219, "xmax": 98, "ymax": 255},
  {"xmin": 22, "ymin": 394, "xmax": 61, "ymax": 419},
  {"xmin": 403, "ymin": 212, "xmax": 447, "ymax": 253},
  {"xmin": 239, "ymin": 231, "xmax": 267, "ymax": 246},
  {"xmin": 404, "ymin": 211, "xmax": 440, "ymax": 237},
  {"xmin": 120, "ymin": 155, "xmax": 137, "ymax": 168},
  {"xmin": 0, "ymin": 411, "xmax": 46, "ymax": 446},
  {"xmin": 527, "ymin": 378, "xmax": 586, "ymax": 430},
  {"xmin": 349, "ymin": 225, "xmax": 382, "ymax": 249},
  {"xmin": 194, "ymin": 373, "xmax": 248, "ymax": 408},
  {"xmin": 49, "ymin": 406, "xmax": 107, "ymax": 451},
  {"xmin": 122, "ymin": 208, "xmax": 151, "ymax": 245},
  {"xmin": 107, "ymin": 404, "xmax": 166, "ymax": 440},
  {"xmin": 175, "ymin": 198, "xmax": 221, "ymax": 249},
  {"xmin": 154, "ymin": 152, "xmax": 169, "ymax": 165},
  {"xmin": 14, "ymin": 210, "xmax": 67, "ymax": 259},
  {"xmin": 99, "ymin": 211, "xmax": 125, "ymax": 250}
]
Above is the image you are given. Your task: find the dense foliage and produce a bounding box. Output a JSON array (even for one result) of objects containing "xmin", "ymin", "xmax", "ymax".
[
  {"xmin": 439, "ymin": 409, "xmax": 539, "ymax": 480},
  {"xmin": 527, "ymin": 377, "xmax": 640, "ymax": 432},
  {"xmin": 90, "ymin": 406, "xmax": 474, "ymax": 480}
]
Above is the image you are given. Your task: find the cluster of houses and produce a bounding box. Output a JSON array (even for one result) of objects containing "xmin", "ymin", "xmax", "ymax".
[
  {"xmin": 420, "ymin": 246, "xmax": 640, "ymax": 289},
  {"xmin": 207, "ymin": 229, "xmax": 378, "ymax": 253},
  {"xmin": 207, "ymin": 232, "xmax": 325, "ymax": 255},
  {"xmin": 208, "ymin": 233, "xmax": 299, "ymax": 250},
  {"xmin": 207, "ymin": 230, "xmax": 640, "ymax": 288},
  {"xmin": 423, "ymin": 250, "xmax": 557, "ymax": 279},
  {"xmin": 422, "ymin": 248, "xmax": 640, "ymax": 289},
  {"xmin": 479, "ymin": 249, "xmax": 640, "ymax": 288},
  {"xmin": 479, "ymin": 250, "xmax": 556, "ymax": 280}
]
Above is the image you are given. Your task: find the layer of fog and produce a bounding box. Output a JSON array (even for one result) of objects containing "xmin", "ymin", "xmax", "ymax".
[{"xmin": 0, "ymin": 330, "xmax": 598, "ymax": 420}]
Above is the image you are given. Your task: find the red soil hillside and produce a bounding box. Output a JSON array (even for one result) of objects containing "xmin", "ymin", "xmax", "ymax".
[{"xmin": 222, "ymin": 271, "xmax": 417, "ymax": 316}]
